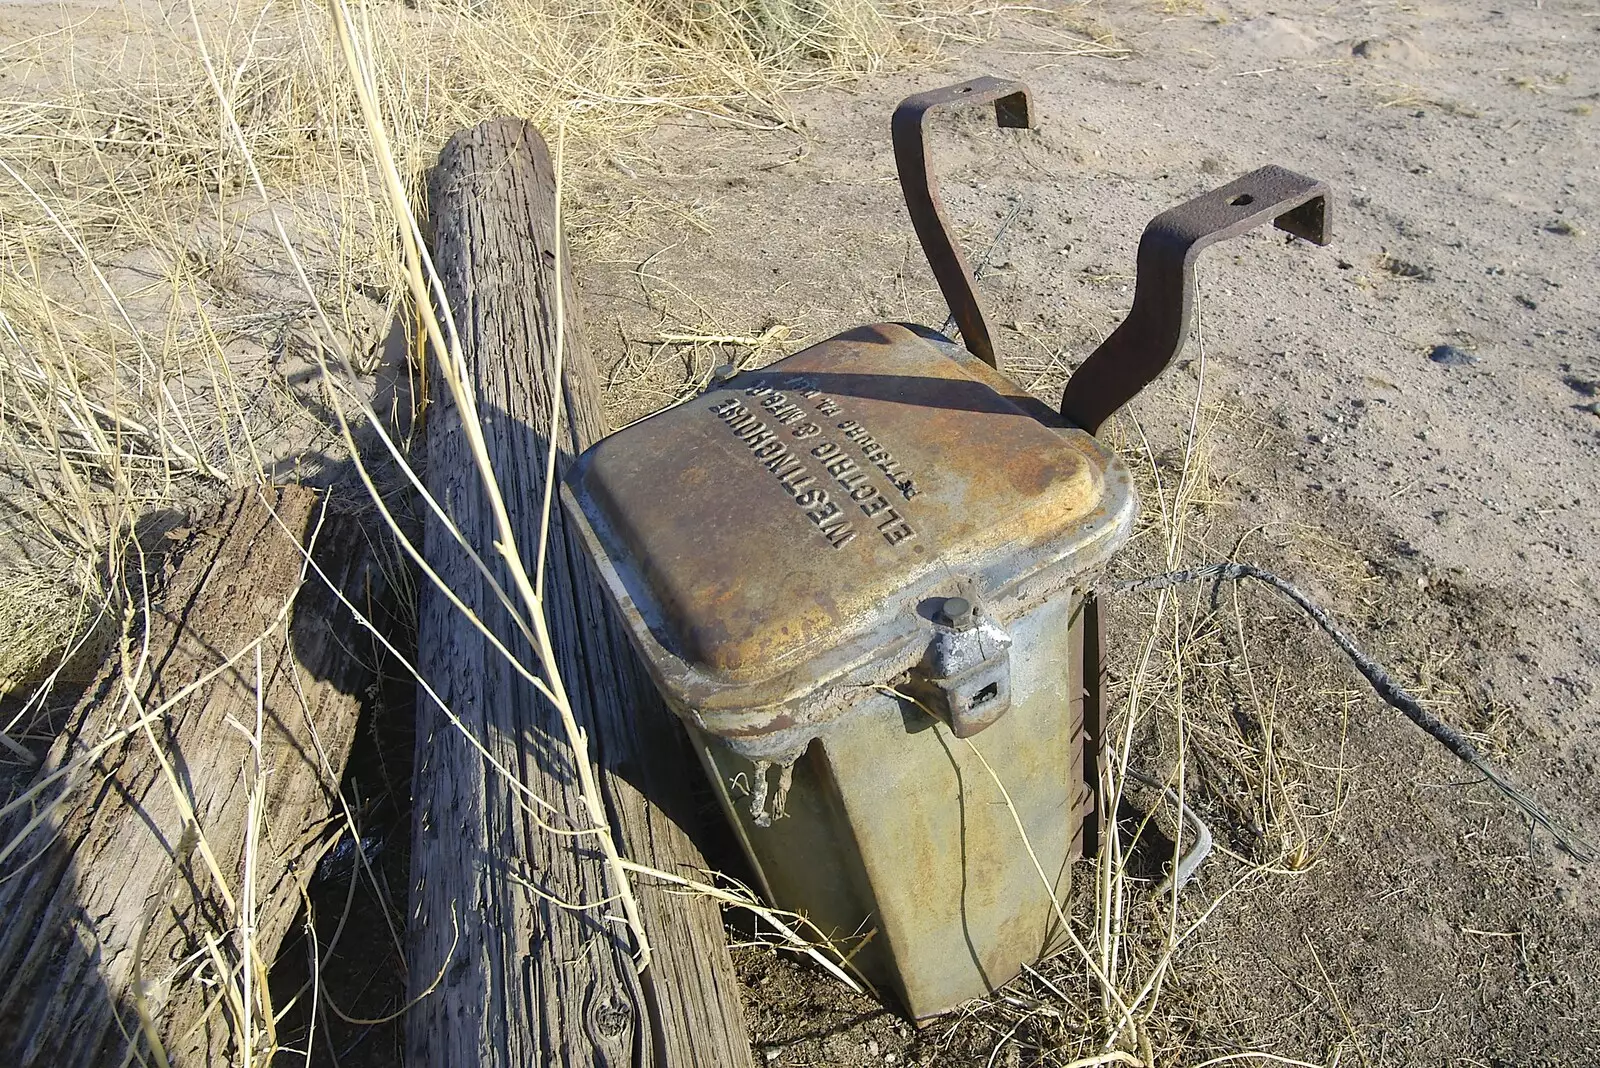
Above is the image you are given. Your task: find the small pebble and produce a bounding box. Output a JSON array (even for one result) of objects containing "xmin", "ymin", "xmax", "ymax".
[{"xmin": 1428, "ymin": 344, "xmax": 1478, "ymax": 366}]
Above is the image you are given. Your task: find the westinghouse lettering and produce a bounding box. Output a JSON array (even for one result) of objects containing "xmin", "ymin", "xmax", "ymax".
[
  {"xmin": 710, "ymin": 397, "xmax": 856, "ymax": 548},
  {"xmin": 710, "ymin": 392, "xmax": 918, "ymax": 549}
]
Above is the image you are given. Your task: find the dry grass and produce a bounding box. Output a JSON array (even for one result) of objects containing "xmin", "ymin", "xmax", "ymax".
[
  {"xmin": 0, "ymin": 2, "xmax": 1423, "ymax": 1065},
  {"xmin": 0, "ymin": 0, "xmax": 991, "ymax": 1062},
  {"xmin": 879, "ymin": 290, "xmax": 1369, "ymax": 1067},
  {"xmin": 0, "ymin": 0, "xmax": 991, "ymax": 716}
]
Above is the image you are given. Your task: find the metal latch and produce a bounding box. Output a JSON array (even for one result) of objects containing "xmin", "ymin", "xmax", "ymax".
[{"xmin": 911, "ymin": 596, "xmax": 1012, "ymax": 738}]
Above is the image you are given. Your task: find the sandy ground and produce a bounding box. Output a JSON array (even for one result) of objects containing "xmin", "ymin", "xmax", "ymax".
[
  {"xmin": 571, "ymin": 0, "xmax": 1600, "ymax": 1062},
  {"xmin": 7, "ymin": 0, "xmax": 1598, "ymax": 1063}
]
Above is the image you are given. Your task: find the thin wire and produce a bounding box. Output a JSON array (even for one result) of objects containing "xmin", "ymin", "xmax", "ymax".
[
  {"xmin": 940, "ymin": 199, "xmax": 1024, "ymax": 338},
  {"xmin": 1110, "ymin": 561, "xmax": 1595, "ymax": 863}
]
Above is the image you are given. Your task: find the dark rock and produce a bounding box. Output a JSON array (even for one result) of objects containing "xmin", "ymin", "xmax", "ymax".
[
  {"xmin": 1562, "ymin": 374, "xmax": 1599, "ymax": 397},
  {"xmin": 1429, "ymin": 344, "xmax": 1478, "ymax": 366},
  {"xmin": 1380, "ymin": 254, "xmax": 1433, "ymax": 280}
]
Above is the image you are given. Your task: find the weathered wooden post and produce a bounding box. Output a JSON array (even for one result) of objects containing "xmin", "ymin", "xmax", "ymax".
[
  {"xmin": 0, "ymin": 486, "xmax": 378, "ymax": 1067},
  {"xmin": 408, "ymin": 118, "xmax": 751, "ymax": 1067}
]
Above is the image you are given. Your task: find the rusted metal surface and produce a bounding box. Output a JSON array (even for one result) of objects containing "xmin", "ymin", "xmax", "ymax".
[
  {"xmin": 893, "ymin": 76, "xmax": 1033, "ymax": 368},
  {"xmin": 1059, "ymin": 164, "xmax": 1332, "ymax": 433},
  {"xmin": 693, "ymin": 589, "xmax": 1092, "ymax": 1021},
  {"xmin": 564, "ymin": 314, "xmax": 1130, "ymax": 1019},
  {"xmin": 563, "ymin": 322, "xmax": 1134, "ymax": 756},
  {"xmin": 561, "ymin": 74, "xmax": 1341, "ymax": 1024}
]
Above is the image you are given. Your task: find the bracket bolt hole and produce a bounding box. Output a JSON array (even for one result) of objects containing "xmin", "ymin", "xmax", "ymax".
[{"xmin": 1229, "ymin": 193, "xmax": 1255, "ymax": 206}]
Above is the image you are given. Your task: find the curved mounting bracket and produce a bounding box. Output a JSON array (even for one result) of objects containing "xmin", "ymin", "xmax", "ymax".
[
  {"xmin": 892, "ymin": 77, "xmax": 1034, "ymax": 368},
  {"xmin": 1059, "ymin": 165, "xmax": 1333, "ymax": 433}
]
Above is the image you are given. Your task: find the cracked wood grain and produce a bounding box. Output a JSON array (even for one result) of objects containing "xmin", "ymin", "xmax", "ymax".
[
  {"xmin": 0, "ymin": 485, "xmax": 378, "ymax": 1067},
  {"xmin": 408, "ymin": 117, "xmax": 751, "ymax": 1068}
]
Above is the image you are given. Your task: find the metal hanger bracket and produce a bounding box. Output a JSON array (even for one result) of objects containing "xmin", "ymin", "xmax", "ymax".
[
  {"xmin": 892, "ymin": 77, "xmax": 1034, "ymax": 368},
  {"xmin": 1059, "ymin": 166, "xmax": 1333, "ymax": 433}
]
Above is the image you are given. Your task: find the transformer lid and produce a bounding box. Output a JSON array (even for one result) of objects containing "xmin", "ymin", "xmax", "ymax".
[{"xmin": 563, "ymin": 323, "xmax": 1135, "ymax": 721}]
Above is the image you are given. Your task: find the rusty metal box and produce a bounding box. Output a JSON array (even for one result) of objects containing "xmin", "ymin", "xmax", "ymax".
[{"xmin": 563, "ymin": 322, "xmax": 1137, "ymax": 1019}]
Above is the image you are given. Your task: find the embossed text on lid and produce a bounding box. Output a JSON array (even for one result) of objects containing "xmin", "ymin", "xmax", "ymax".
[{"xmin": 572, "ymin": 324, "xmax": 1115, "ymax": 681}]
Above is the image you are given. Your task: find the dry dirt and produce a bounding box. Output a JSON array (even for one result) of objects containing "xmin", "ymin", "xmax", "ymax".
[
  {"xmin": 565, "ymin": 0, "xmax": 1600, "ymax": 1063},
  {"xmin": 8, "ymin": 0, "xmax": 1598, "ymax": 1064}
]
